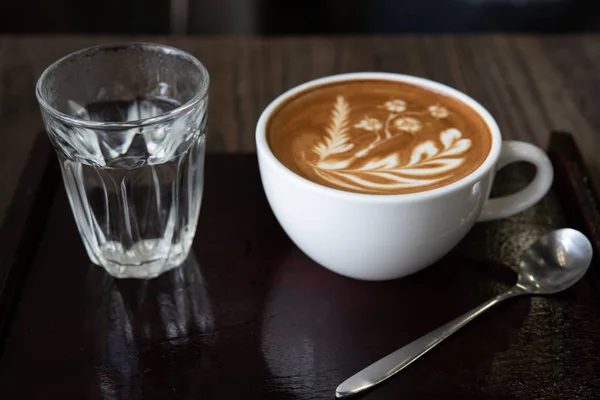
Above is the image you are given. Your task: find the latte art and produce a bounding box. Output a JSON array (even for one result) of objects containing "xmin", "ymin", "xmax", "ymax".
[
  {"xmin": 308, "ymin": 96, "xmax": 472, "ymax": 192},
  {"xmin": 267, "ymin": 79, "xmax": 492, "ymax": 194}
]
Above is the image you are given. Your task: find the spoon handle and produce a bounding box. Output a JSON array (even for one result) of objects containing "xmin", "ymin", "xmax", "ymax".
[{"xmin": 335, "ymin": 287, "xmax": 525, "ymax": 398}]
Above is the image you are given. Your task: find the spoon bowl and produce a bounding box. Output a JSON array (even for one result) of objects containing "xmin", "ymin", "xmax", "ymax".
[{"xmin": 517, "ymin": 228, "xmax": 593, "ymax": 294}]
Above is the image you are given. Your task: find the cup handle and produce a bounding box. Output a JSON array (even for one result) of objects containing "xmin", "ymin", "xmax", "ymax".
[{"xmin": 477, "ymin": 141, "xmax": 554, "ymax": 222}]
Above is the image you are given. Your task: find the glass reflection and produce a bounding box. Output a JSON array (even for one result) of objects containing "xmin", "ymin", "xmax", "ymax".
[{"xmin": 83, "ymin": 253, "xmax": 214, "ymax": 398}]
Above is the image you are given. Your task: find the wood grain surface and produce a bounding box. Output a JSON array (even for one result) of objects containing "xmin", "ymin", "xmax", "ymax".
[
  {"xmin": 2, "ymin": 150, "xmax": 600, "ymax": 399},
  {"xmin": 2, "ymin": 35, "xmax": 600, "ymax": 223}
]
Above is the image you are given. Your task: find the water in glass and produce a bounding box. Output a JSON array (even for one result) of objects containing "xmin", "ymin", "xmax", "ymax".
[
  {"xmin": 57, "ymin": 99, "xmax": 205, "ymax": 277},
  {"xmin": 36, "ymin": 43, "xmax": 209, "ymax": 278}
]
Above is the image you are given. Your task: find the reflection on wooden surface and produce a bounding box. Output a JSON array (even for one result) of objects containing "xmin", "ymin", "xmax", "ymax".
[
  {"xmin": 84, "ymin": 253, "xmax": 216, "ymax": 398},
  {"xmin": 1, "ymin": 154, "xmax": 599, "ymax": 399}
]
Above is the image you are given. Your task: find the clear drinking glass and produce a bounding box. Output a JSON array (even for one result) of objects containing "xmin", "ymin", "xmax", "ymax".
[{"xmin": 36, "ymin": 43, "xmax": 209, "ymax": 279}]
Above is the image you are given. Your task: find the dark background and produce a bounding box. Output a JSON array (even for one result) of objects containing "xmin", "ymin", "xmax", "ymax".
[{"xmin": 1, "ymin": 0, "xmax": 599, "ymax": 35}]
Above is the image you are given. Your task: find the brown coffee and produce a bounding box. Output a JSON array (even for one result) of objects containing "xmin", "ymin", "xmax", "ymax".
[{"xmin": 267, "ymin": 79, "xmax": 492, "ymax": 195}]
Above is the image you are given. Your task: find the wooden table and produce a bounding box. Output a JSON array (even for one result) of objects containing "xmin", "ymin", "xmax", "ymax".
[
  {"xmin": 2, "ymin": 136, "xmax": 600, "ymax": 399},
  {"xmin": 2, "ymin": 35, "xmax": 600, "ymax": 399},
  {"xmin": 1, "ymin": 35, "xmax": 600, "ymax": 226}
]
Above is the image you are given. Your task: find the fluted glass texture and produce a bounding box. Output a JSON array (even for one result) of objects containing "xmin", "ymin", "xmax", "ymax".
[{"xmin": 36, "ymin": 43, "xmax": 209, "ymax": 278}]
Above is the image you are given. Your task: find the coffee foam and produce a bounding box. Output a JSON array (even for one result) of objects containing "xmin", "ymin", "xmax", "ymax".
[{"xmin": 267, "ymin": 79, "xmax": 492, "ymax": 195}]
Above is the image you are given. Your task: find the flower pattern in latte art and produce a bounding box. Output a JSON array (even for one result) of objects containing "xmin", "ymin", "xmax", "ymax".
[
  {"xmin": 306, "ymin": 96, "xmax": 472, "ymax": 192},
  {"xmin": 354, "ymin": 117, "xmax": 382, "ymax": 132},
  {"xmin": 382, "ymin": 99, "xmax": 407, "ymax": 113},
  {"xmin": 428, "ymin": 104, "xmax": 449, "ymax": 119},
  {"xmin": 393, "ymin": 117, "xmax": 422, "ymax": 133}
]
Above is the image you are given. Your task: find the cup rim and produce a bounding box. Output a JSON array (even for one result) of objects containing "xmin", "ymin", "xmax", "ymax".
[
  {"xmin": 256, "ymin": 72, "xmax": 502, "ymax": 203},
  {"xmin": 35, "ymin": 42, "xmax": 210, "ymax": 130}
]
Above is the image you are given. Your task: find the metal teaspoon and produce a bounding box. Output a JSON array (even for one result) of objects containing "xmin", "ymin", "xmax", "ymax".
[{"xmin": 336, "ymin": 228, "xmax": 593, "ymax": 398}]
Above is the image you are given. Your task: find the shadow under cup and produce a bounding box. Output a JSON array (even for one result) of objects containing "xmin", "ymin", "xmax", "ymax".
[
  {"xmin": 36, "ymin": 43, "xmax": 210, "ymax": 279},
  {"xmin": 255, "ymin": 72, "xmax": 554, "ymax": 281}
]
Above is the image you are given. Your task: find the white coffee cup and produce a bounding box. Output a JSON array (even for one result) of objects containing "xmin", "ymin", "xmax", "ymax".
[{"xmin": 256, "ymin": 72, "xmax": 553, "ymax": 281}]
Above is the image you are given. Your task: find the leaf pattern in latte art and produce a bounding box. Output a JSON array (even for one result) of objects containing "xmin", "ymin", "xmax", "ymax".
[
  {"xmin": 311, "ymin": 96, "xmax": 354, "ymax": 160},
  {"xmin": 306, "ymin": 96, "xmax": 472, "ymax": 192}
]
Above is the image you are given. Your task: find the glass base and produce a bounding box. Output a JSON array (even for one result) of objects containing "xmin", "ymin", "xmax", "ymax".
[
  {"xmin": 89, "ymin": 242, "xmax": 190, "ymax": 279},
  {"xmin": 96, "ymin": 260, "xmax": 184, "ymax": 279}
]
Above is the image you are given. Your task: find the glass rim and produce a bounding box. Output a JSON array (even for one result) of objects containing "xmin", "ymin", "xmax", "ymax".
[{"xmin": 35, "ymin": 42, "xmax": 210, "ymax": 130}]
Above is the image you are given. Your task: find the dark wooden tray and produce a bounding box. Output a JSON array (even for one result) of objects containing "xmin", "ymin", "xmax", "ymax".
[{"xmin": 0, "ymin": 132, "xmax": 599, "ymax": 399}]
